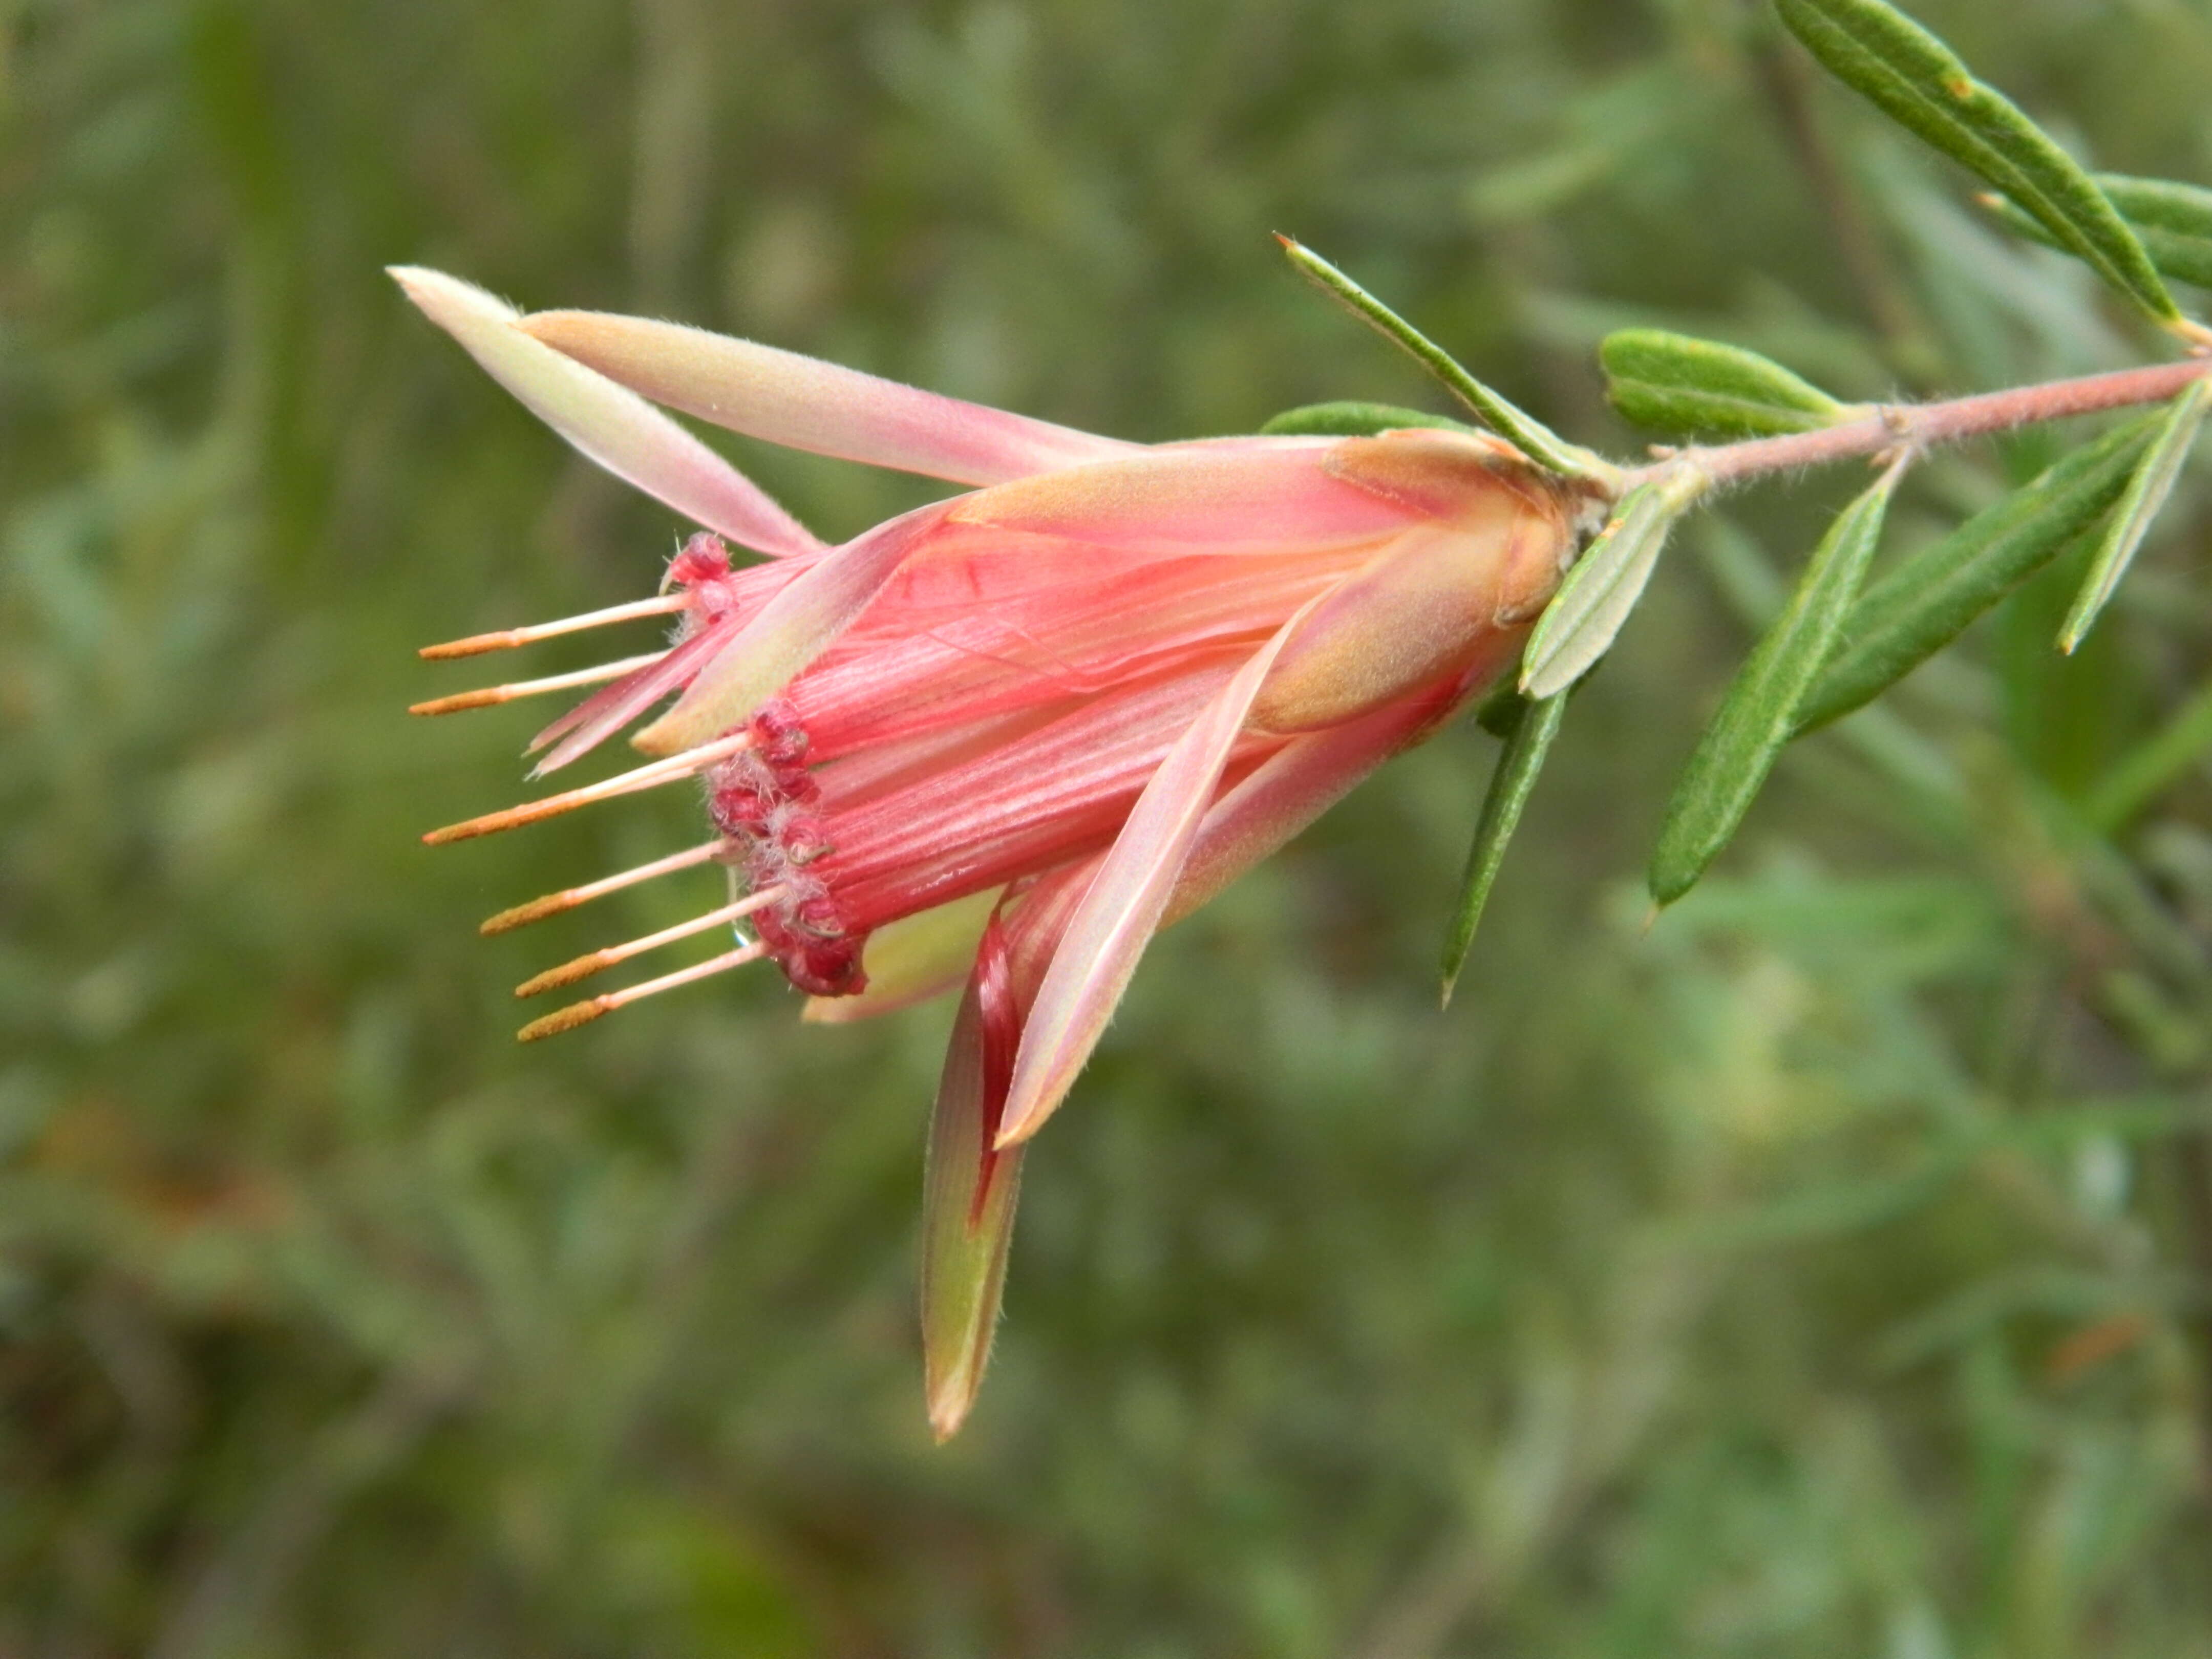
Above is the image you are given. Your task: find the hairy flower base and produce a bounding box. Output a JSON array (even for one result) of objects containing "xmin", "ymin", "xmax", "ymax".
[{"xmin": 396, "ymin": 266, "xmax": 1587, "ymax": 1434}]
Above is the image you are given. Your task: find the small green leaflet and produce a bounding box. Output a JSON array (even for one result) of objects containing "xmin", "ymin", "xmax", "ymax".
[
  {"xmin": 1796, "ymin": 413, "xmax": 2164, "ymax": 731},
  {"xmin": 1600, "ymin": 329, "xmax": 1858, "ymax": 439},
  {"xmin": 1439, "ymin": 688, "xmax": 1568, "ymax": 1006},
  {"xmin": 1649, "ymin": 461, "xmax": 1903, "ymax": 906},
  {"xmin": 1521, "ymin": 470, "xmax": 1706, "ymax": 699},
  {"xmin": 1982, "ymin": 173, "xmax": 2212, "ymax": 289},
  {"xmin": 2058, "ymin": 377, "xmax": 2210, "ymax": 653},
  {"xmin": 1259, "ymin": 401, "xmax": 1475, "ymax": 438},
  {"xmin": 1773, "ymin": 0, "xmax": 2180, "ymax": 327},
  {"xmin": 1277, "ymin": 237, "xmax": 1619, "ymax": 485}
]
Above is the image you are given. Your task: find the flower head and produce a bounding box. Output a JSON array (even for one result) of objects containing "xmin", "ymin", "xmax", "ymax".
[{"xmin": 395, "ymin": 267, "xmax": 1588, "ymax": 1435}]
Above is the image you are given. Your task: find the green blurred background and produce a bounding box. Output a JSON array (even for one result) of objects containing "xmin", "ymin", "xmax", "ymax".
[{"xmin": 9, "ymin": 0, "xmax": 2212, "ymax": 1651}]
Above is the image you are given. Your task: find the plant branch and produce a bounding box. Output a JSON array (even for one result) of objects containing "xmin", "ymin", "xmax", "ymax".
[{"xmin": 1625, "ymin": 357, "xmax": 2212, "ymax": 492}]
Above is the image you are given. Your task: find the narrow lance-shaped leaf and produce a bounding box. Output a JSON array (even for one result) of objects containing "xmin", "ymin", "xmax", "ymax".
[
  {"xmin": 2058, "ymin": 377, "xmax": 2211, "ymax": 653},
  {"xmin": 1439, "ymin": 689, "xmax": 1569, "ymax": 1006},
  {"xmin": 1796, "ymin": 413, "xmax": 2164, "ymax": 731},
  {"xmin": 1773, "ymin": 0, "xmax": 2180, "ymax": 327},
  {"xmin": 1275, "ymin": 237, "xmax": 1620, "ymax": 486},
  {"xmin": 1601, "ymin": 329, "xmax": 1859, "ymax": 439},
  {"xmin": 2100, "ymin": 175, "xmax": 2212, "ymax": 287},
  {"xmin": 1981, "ymin": 173, "xmax": 2212, "ymax": 289},
  {"xmin": 1259, "ymin": 401, "xmax": 1476, "ymax": 439},
  {"xmin": 2098, "ymin": 175, "xmax": 2212, "ymax": 241},
  {"xmin": 1520, "ymin": 469, "xmax": 1706, "ymax": 699},
  {"xmin": 1650, "ymin": 461, "xmax": 1904, "ymax": 906}
]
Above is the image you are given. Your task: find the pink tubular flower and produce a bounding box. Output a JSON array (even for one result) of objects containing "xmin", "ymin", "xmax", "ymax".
[{"xmin": 394, "ymin": 267, "xmax": 1589, "ymax": 1436}]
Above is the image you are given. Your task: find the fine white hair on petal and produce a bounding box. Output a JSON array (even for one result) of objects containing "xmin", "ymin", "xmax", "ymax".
[{"xmin": 389, "ymin": 267, "xmax": 824, "ymax": 559}]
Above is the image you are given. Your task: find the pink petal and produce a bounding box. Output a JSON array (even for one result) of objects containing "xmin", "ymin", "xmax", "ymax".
[
  {"xmin": 390, "ymin": 269, "xmax": 824, "ymax": 559},
  {"xmin": 790, "ymin": 545, "xmax": 1349, "ymax": 763},
  {"xmin": 519, "ymin": 310, "xmax": 1139, "ymax": 486},
  {"xmin": 1249, "ymin": 500, "xmax": 1566, "ymax": 736},
  {"xmin": 920, "ymin": 862, "xmax": 1098, "ymax": 1439},
  {"xmin": 993, "ymin": 609, "xmax": 1310, "ymax": 1148},
  {"xmin": 629, "ymin": 500, "xmax": 956, "ymax": 756},
  {"xmin": 946, "ymin": 440, "xmax": 1422, "ymax": 558},
  {"xmin": 826, "ymin": 659, "xmax": 1269, "ymax": 933},
  {"xmin": 1170, "ymin": 673, "xmax": 1476, "ymax": 926}
]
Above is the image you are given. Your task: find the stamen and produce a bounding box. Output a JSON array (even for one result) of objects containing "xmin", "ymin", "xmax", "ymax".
[
  {"xmin": 418, "ymin": 594, "xmax": 689, "ymax": 661},
  {"xmin": 516, "ymin": 940, "xmax": 768, "ymax": 1043},
  {"xmin": 479, "ymin": 837, "xmax": 731, "ymax": 934},
  {"xmin": 409, "ymin": 652, "xmax": 666, "ymax": 717},
  {"xmin": 422, "ymin": 733, "xmax": 752, "ymax": 846},
  {"xmin": 515, "ymin": 885, "xmax": 786, "ymax": 997}
]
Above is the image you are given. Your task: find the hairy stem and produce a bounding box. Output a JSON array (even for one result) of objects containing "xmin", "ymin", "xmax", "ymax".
[{"xmin": 1626, "ymin": 357, "xmax": 2212, "ymax": 492}]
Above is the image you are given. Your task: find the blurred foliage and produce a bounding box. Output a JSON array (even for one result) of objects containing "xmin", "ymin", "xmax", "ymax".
[{"xmin": 7, "ymin": 0, "xmax": 2212, "ymax": 1652}]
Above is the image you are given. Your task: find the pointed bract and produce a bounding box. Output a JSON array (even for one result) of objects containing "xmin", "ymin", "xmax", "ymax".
[
  {"xmin": 995, "ymin": 610, "xmax": 1307, "ymax": 1148},
  {"xmin": 521, "ymin": 309, "xmax": 1140, "ymax": 486},
  {"xmin": 390, "ymin": 269, "xmax": 825, "ymax": 559},
  {"xmin": 920, "ymin": 864, "xmax": 1098, "ymax": 1438}
]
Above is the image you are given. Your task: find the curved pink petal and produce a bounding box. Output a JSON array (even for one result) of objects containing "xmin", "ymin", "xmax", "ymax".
[
  {"xmin": 389, "ymin": 269, "xmax": 824, "ymax": 559},
  {"xmin": 994, "ymin": 608, "xmax": 1311, "ymax": 1148},
  {"xmin": 946, "ymin": 440, "xmax": 1421, "ymax": 557},
  {"xmin": 1249, "ymin": 498, "xmax": 1566, "ymax": 735},
  {"xmin": 630, "ymin": 500, "xmax": 957, "ymax": 756},
  {"xmin": 1169, "ymin": 672, "xmax": 1478, "ymax": 926},
  {"xmin": 519, "ymin": 310, "xmax": 1139, "ymax": 486}
]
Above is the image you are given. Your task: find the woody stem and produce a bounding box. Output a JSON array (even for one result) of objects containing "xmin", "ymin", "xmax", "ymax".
[{"xmin": 1622, "ymin": 356, "xmax": 2212, "ymax": 492}]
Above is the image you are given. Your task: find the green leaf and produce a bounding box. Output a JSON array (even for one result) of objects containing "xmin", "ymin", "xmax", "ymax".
[
  {"xmin": 1277, "ymin": 236, "xmax": 1620, "ymax": 484},
  {"xmin": 1258, "ymin": 401, "xmax": 1475, "ymax": 438},
  {"xmin": 1520, "ymin": 470, "xmax": 1705, "ymax": 699},
  {"xmin": 1439, "ymin": 688, "xmax": 1568, "ymax": 1006},
  {"xmin": 1774, "ymin": 0, "xmax": 2180, "ymax": 325},
  {"xmin": 1650, "ymin": 462, "xmax": 1903, "ymax": 905},
  {"xmin": 2098, "ymin": 175, "xmax": 2212, "ymax": 238},
  {"xmin": 1796, "ymin": 412, "xmax": 2164, "ymax": 731},
  {"xmin": 2099, "ymin": 175, "xmax": 2212, "ymax": 285},
  {"xmin": 1982, "ymin": 174, "xmax": 2212, "ymax": 289},
  {"xmin": 2058, "ymin": 378, "xmax": 2210, "ymax": 652},
  {"xmin": 1600, "ymin": 328, "xmax": 1856, "ymax": 439}
]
